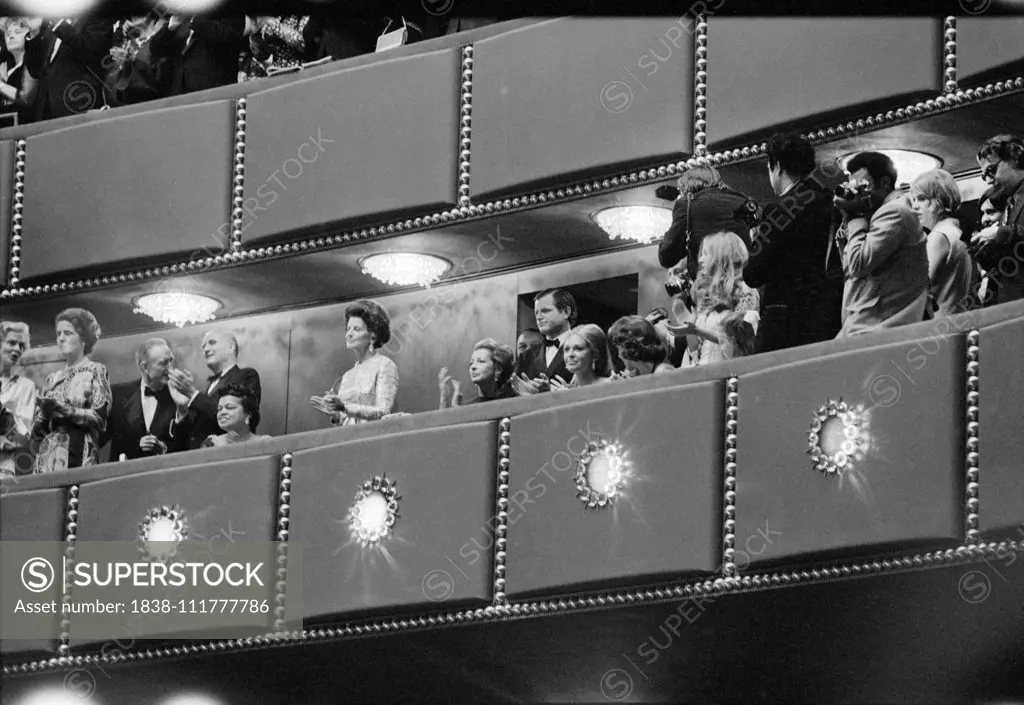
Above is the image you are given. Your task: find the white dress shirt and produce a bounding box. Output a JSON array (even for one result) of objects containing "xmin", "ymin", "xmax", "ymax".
[
  {"xmin": 140, "ymin": 379, "xmax": 158, "ymax": 432},
  {"xmin": 544, "ymin": 329, "xmax": 572, "ymax": 367}
]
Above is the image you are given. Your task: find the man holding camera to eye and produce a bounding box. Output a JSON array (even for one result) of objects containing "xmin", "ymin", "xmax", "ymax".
[{"xmin": 832, "ymin": 151, "xmax": 929, "ymax": 337}]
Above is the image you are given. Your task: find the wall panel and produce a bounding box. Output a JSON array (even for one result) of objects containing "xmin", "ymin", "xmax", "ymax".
[
  {"xmin": 0, "ymin": 140, "xmax": 13, "ymax": 288},
  {"xmin": 957, "ymin": 18, "xmax": 1024, "ymax": 86},
  {"xmin": 735, "ymin": 336, "xmax": 964, "ymax": 567},
  {"xmin": 706, "ymin": 18, "xmax": 942, "ymax": 147},
  {"xmin": 242, "ymin": 50, "xmax": 460, "ymax": 241},
  {"xmin": 472, "ymin": 18, "xmax": 693, "ymax": 197},
  {"xmin": 20, "ymin": 102, "xmax": 235, "ymax": 281},
  {"xmin": 506, "ymin": 382, "xmax": 723, "ymax": 597},
  {"xmin": 290, "ymin": 422, "xmax": 496, "ymax": 618},
  {"xmin": 979, "ymin": 317, "xmax": 1024, "ymax": 536}
]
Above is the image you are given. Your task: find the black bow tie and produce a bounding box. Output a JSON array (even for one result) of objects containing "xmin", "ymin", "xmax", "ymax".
[
  {"xmin": 144, "ymin": 386, "xmax": 159, "ymax": 397},
  {"xmin": 544, "ymin": 339, "xmax": 560, "ymax": 348}
]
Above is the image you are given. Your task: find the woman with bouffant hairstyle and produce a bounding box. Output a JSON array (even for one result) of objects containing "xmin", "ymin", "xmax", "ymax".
[
  {"xmin": 200, "ymin": 384, "xmax": 270, "ymax": 447},
  {"xmin": 32, "ymin": 308, "xmax": 112, "ymax": 473},
  {"xmin": 608, "ymin": 316, "xmax": 675, "ymax": 377},
  {"xmin": 311, "ymin": 300, "xmax": 399, "ymax": 425}
]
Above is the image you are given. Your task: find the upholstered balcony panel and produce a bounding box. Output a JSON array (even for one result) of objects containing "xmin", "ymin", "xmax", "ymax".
[
  {"xmin": 20, "ymin": 102, "xmax": 234, "ymax": 281},
  {"xmin": 735, "ymin": 334, "xmax": 965, "ymax": 568},
  {"xmin": 706, "ymin": 18, "xmax": 942, "ymax": 147},
  {"xmin": 0, "ymin": 139, "xmax": 13, "ymax": 288},
  {"xmin": 242, "ymin": 49, "xmax": 460, "ymax": 241},
  {"xmin": 957, "ymin": 18, "xmax": 1024, "ymax": 85},
  {"xmin": 0, "ymin": 487, "xmax": 65, "ymax": 655},
  {"xmin": 290, "ymin": 421, "xmax": 496, "ymax": 618},
  {"xmin": 471, "ymin": 18, "xmax": 694, "ymax": 198},
  {"xmin": 979, "ymin": 316, "xmax": 1024, "ymax": 535},
  {"xmin": 70, "ymin": 455, "xmax": 279, "ymax": 645},
  {"xmin": 505, "ymin": 381, "xmax": 723, "ymax": 597}
]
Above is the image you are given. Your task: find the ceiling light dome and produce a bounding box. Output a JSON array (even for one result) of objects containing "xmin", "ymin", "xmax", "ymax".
[
  {"xmin": 360, "ymin": 253, "xmax": 452, "ymax": 288},
  {"xmin": 133, "ymin": 291, "xmax": 221, "ymax": 328},
  {"xmin": 837, "ymin": 150, "xmax": 943, "ymax": 189},
  {"xmin": 592, "ymin": 206, "xmax": 673, "ymax": 245}
]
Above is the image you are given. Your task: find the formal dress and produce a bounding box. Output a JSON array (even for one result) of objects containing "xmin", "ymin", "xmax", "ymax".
[
  {"xmin": 975, "ymin": 179, "xmax": 1024, "ymax": 305},
  {"xmin": 200, "ymin": 433, "xmax": 271, "ymax": 448},
  {"xmin": 327, "ymin": 353, "xmax": 399, "ymax": 426},
  {"xmin": 103, "ymin": 379, "xmax": 185, "ymax": 461},
  {"xmin": 463, "ymin": 383, "xmax": 516, "ymax": 404},
  {"xmin": 1, "ymin": 374, "xmax": 37, "ymax": 476},
  {"xmin": 25, "ymin": 18, "xmax": 113, "ymax": 120},
  {"xmin": 683, "ymin": 285, "xmax": 760, "ymax": 367},
  {"xmin": 658, "ymin": 187, "xmax": 756, "ymax": 280},
  {"xmin": 31, "ymin": 359, "xmax": 111, "ymax": 474},
  {"xmin": 838, "ymin": 192, "xmax": 930, "ymax": 337},
  {"xmin": 926, "ymin": 218, "xmax": 977, "ymax": 318},
  {"xmin": 174, "ymin": 365, "xmax": 262, "ymax": 450},
  {"xmin": 745, "ymin": 178, "xmax": 844, "ymax": 352}
]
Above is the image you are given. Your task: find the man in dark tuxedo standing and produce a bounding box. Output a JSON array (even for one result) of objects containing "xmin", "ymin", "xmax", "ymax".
[
  {"xmin": 24, "ymin": 16, "xmax": 113, "ymax": 120},
  {"xmin": 103, "ymin": 339, "xmax": 186, "ymax": 461},
  {"xmin": 168, "ymin": 329, "xmax": 261, "ymax": 449},
  {"xmin": 147, "ymin": 15, "xmax": 245, "ymax": 96},
  {"xmin": 512, "ymin": 289, "xmax": 575, "ymax": 394},
  {"xmin": 745, "ymin": 132, "xmax": 844, "ymax": 352}
]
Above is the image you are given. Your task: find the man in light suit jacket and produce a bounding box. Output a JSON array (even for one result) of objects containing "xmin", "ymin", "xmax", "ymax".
[
  {"xmin": 24, "ymin": 16, "xmax": 113, "ymax": 120},
  {"xmin": 102, "ymin": 339, "xmax": 188, "ymax": 461},
  {"xmin": 834, "ymin": 151, "xmax": 929, "ymax": 337},
  {"xmin": 168, "ymin": 329, "xmax": 262, "ymax": 449}
]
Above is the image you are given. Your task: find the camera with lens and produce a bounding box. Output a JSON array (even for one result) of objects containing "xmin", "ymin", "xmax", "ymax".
[
  {"xmin": 664, "ymin": 271, "xmax": 695, "ymax": 309},
  {"xmin": 833, "ymin": 179, "xmax": 871, "ymax": 201}
]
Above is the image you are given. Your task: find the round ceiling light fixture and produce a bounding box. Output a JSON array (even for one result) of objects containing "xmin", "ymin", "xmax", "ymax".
[
  {"xmin": 359, "ymin": 253, "xmax": 452, "ymax": 288},
  {"xmin": 133, "ymin": 290, "xmax": 221, "ymax": 328},
  {"xmin": 592, "ymin": 205, "xmax": 673, "ymax": 245},
  {"xmin": 836, "ymin": 149, "xmax": 943, "ymax": 189}
]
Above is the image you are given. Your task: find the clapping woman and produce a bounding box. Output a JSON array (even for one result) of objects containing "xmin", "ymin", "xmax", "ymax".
[
  {"xmin": 311, "ymin": 300, "xmax": 399, "ymax": 425},
  {"xmin": 200, "ymin": 384, "xmax": 270, "ymax": 447},
  {"xmin": 32, "ymin": 309, "xmax": 112, "ymax": 473},
  {"xmin": 549, "ymin": 324, "xmax": 614, "ymax": 390},
  {"xmin": 608, "ymin": 316, "xmax": 676, "ymax": 378},
  {"xmin": 439, "ymin": 339, "xmax": 516, "ymax": 408}
]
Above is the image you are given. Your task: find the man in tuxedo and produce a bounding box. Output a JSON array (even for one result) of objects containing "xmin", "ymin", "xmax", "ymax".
[
  {"xmin": 512, "ymin": 289, "xmax": 575, "ymax": 394},
  {"xmin": 971, "ymin": 135, "xmax": 1024, "ymax": 305},
  {"xmin": 103, "ymin": 339, "xmax": 186, "ymax": 461},
  {"xmin": 147, "ymin": 16, "xmax": 245, "ymax": 96},
  {"xmin": 745, "ymin": 133, "xmax": 844, "ymax": 352},
  {"xmin": 168, "ymin": 329, "xmax": 261, "ymax": 449},
  {"xmin": 24, "ymin": 16, "xmax": 113, "ymax": 121},
  {"xmin": 834, "ymin": 151, "xmax": 929, "ymax": 337}
]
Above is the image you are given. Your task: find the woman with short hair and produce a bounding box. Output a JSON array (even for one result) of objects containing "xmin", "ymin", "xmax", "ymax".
[
  {"xmin": 311, "ymin": 300, "xmax": 399, "ymax": 425},
  {"xmin": 439, "ymin": 338, "xmax": 516, "ymax": 407},
  {"xmin": 909, "ymin": 168, "xmax": 977, "ymax": 317},
  {"xmin": 608, "ymin": 316, "xmax": 675, "ymax": 377},
  {"xmin": 32, "ymin": 309, "xmax": 111, "ymax": 473},
  {"xmin": 200, "ymin": 384, "xmax": 270, "ymax": 447}
]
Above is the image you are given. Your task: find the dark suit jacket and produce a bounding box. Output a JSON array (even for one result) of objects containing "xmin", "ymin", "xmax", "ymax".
[
  {"xmin": 975, "ymin": 179, "xmax": 1024, "ymax": 304},
  {"xmin": 745, "ymin": 178, "xmax": 845, "ymax": 352},
  {"xmin": 302, "ymin": 17, "xmax": 382, "ymax": 62},
  {"xmin": 174, "ymin": 366, "xmax": 262, "ymax": 450},
  {"xmin": 658, "ymin": 187, "xmax": 755, "ymax": 280},
  {"xmin": 148, "ymin": 18, "xmax": 244, "ymax": 96},
  {"xmin": 25, "ymin": 18, "xmax": 113, "ymax": 121},
  {"xmin": 543, "ymin": 346, "xmax": 571, "ymax": 385},
  {"xmin": 102, "ymin": 380, "xmax": 185, "ymax": 461}
]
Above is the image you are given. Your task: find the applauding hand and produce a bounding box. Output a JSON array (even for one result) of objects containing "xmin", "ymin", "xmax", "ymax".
[
  {"xmin": 548, "ymin": 376, "xmax": 571, "ymax": 392},
  {"xmin": 511, "ymin": 373, "xmax": 549, "ymax": 396}
]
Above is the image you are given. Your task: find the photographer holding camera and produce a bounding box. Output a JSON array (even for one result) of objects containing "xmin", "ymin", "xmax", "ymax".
[{"xmin": 832, "ymin": 152, "xmax": 929, "ymax": 337}]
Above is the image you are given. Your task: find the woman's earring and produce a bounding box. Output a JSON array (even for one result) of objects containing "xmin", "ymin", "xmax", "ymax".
[{"xmin": 244, "ymin": 416, "xmax": 250, "ymax": 427}]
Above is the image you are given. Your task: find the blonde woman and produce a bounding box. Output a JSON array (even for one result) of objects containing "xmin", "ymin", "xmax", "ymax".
[
  {"xmin": 549, "ymin": 324, "xmax": 614, "ymax": 390},
  {"xmin": 908, "ymin": 168, "xmax": 977, "ymax": 317},
  {"xmin": 672, "ymin": 231, "xmax": 760, "ymax": 367}
]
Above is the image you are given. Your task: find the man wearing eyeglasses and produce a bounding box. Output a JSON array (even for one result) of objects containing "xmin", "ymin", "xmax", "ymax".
[{"xmin": 972, "ymin": 135, "xmax": 1024, "ymax": 304}]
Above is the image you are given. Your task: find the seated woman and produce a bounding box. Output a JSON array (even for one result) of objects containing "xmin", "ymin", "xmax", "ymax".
[
  {"xmin": 549, "ymin": 324, "xmax": 614, "ymax": 389},
  {"xmin": 607, "ymin": 316, "xmax": 676, "ymax": 378},
  {"xmin": 672, "ymin": 231, "xmax": 760, "ymax": 367},
  {"xmin": 311, "ymin": 300, "xmax": 399, "ymax": 425},
  {"xmin": 32, "ymin": 308, "xmax": 111, "ymax": 473},
  {"xmin": 439, "ymin": 338, "xmax": 516, "ymax": 408},
  {"xmin": 200, "ymin": 384, "xmax": 269, "ymax": 448}
]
